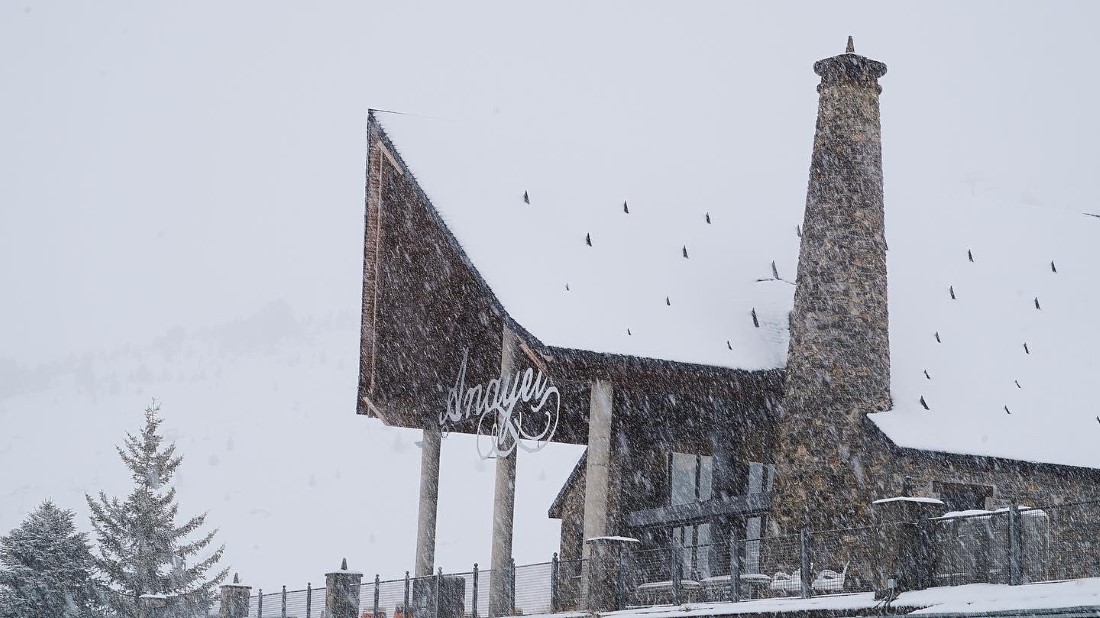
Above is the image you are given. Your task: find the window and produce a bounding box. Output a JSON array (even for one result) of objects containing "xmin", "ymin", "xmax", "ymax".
[
  {"xmin": 669, "ymin": 452, "xmax": 713, "ymax": 504},
  {"xmin": 669, "ymin": 452, "xmax": 714, "ymax": 578}
]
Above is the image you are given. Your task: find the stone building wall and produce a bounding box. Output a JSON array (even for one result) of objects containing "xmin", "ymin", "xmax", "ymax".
[{"xmin": 772, "ymin": 44, "xmax": 893, "ymax": 532}]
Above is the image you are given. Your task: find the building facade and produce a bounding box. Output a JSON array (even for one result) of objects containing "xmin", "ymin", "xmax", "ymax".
[{"xmin": 357, "ymin": 40, "xmax": 1100, "ymax": 611}]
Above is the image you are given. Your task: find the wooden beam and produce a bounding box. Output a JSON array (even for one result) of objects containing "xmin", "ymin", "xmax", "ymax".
[{"xmin": 626, "ymin": 493, "xmax": 771, "ymax": 528}]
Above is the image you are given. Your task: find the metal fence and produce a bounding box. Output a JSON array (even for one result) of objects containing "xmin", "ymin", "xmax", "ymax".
[
  {"xmin": 244, "ymin": 585, "xmax": 324, "ymax": 618},
  {"xmin": 933, "ymin": 499, "xmax": 1100, "ymax": 586},
  {"xmin": 232, "ymin": 498, "xmax": 1100, "ymax": 616}
]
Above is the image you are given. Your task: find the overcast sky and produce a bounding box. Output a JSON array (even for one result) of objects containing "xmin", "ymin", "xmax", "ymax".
[
  {"xmin": 4, "ymin": 2, "xmax": 1098, "ymax": 362},
  {"xmin": 2, "ymin": 0, "xmax": 1099, "ymax": 595}
]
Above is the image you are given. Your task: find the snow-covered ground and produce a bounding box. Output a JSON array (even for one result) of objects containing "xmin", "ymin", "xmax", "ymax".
[{"xmin": 571, "ymin": 578, "xmax": 1100, "ymax": 617}]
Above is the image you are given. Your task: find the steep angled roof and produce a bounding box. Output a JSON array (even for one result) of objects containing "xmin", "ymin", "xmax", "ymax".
[
  {"xmin": 374, "ymin": 112, "xmax": 798, "ymax": 372},
  {"xmin": 372, "ymin": 111, "xmax": 1100, "ymax": 470}
]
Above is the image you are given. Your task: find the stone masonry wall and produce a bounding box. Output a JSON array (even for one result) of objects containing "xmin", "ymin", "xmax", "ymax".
[{"xmin": 772, "ymin": 46, "xmax": 893, "ymax": 532}]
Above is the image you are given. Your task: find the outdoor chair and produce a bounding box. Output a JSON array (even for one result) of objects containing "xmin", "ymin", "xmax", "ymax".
[
  {"xmin": 811, "ymin": 562, "xmax": 849, "ymax": 594},
  {"xmin": 769, "ymin": 569, "xmax": 803, "ymax": 595},
  {"xmin": 701, "ymin": 572, "xmax": 772, "ymax": 600},
  {"xmin": 634, "ymin": 578, "xmax": 703, "ymax": 605}
]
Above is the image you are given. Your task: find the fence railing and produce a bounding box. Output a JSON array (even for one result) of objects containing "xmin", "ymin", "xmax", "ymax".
[
  {"xmin": 932, "ymin": 499, "xmax": 1100, "ymax": 587},
  {"xmin": 228, "ymin": 497, "xmax": 1100, "ymax": 617}
]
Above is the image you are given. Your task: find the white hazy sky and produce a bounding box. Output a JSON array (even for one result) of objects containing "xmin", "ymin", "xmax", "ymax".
[{"xmin": 3, "ymin": 0, "xmax": 1099, "ymax": 596}]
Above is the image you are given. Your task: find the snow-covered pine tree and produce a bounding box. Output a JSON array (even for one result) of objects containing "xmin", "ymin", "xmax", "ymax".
[
  {"xmin": 86, "ymin": 401, "xmax": 227, "ymax": 617},
  {"xmin": 0, "ymin": 500, "xmax": 101, "ymax": 618}
]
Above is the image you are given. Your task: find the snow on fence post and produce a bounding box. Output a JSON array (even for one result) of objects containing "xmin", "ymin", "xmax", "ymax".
[
  {"xmin": 258, "ymin": 589, "xmax": 263, "ymax": 618},
  {"xmin": 799, "ymin": 528, "xmax": 812, "ymax": 599},
  {"xmin": 550, "ymin": 554, "xmax": 559, "ymax": 612},
  {"xmin": 138, "ymin": 594, "xmax": 169, "ymax": 618},
  {"xmin": 282, "ymin": 585, "xmax": 287, "ymax": 618},
  {"xmin": 306, "ymin": 583, "xmax": 312, "ymax": 618},
  {"xmin": 729, "ymin": 528, "xmax": 741, "ymax": 603},
  {"xmin": 219, "ymin": 573, "xmax": 251, "ymax": 618},
  {"xmin": 325, "ymin": 558, "xmax": 363, "ymax": 618},
  {"xmin": 1009, "ymin": 502, "xmax": 1022, "ymax": 586}
]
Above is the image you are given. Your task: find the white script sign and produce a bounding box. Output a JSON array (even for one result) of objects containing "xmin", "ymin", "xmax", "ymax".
[{"xmin": 443, "ymin": 349, "xmax": 560, "ymax": 459}]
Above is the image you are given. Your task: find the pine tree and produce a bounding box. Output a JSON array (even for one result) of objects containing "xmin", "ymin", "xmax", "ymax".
[
  {"xmin": 86, "ymin": 401, "xmax": 227, "ymax": 617},
  {"xmin": 0, "ymin": 500, "xmax": 101, "ymax": 618}
]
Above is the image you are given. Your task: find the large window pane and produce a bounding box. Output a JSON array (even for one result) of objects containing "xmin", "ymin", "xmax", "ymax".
[
  {"xmin": 697, "ymin": 523, "xmax": 712, "ymax": 578},
  {"xmin": 699, "ymin": 456, "xmax": 713, "ymax": 501},
  {"xmin": 670, "ymin": 453, "xmax": 697, "ymax": 506}
]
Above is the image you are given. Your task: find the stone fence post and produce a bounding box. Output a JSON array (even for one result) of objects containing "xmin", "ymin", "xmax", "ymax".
[
  {"xmin": 585, "ymin": 536, "xmax": 639, "ymax": 612},
  {"xmin": 872, "ymin": 497, "xmax": 945, "ymax": 598},
  {"xmin": 220, "ymin": 573, "xmax": 252, "ymax": 618},
  {"xmin": 327, "ymin": 558, "xmax": 364, "ymax": 618}
]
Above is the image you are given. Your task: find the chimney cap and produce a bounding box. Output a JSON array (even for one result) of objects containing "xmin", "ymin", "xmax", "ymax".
[{"xmin": 813, "ymin": 38, "xmax": 887, "ymax": 83}]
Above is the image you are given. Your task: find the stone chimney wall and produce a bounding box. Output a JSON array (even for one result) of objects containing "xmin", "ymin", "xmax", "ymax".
[{"xmin": 772, "ymin": 42, "xmax": 893, "ymax": 532}]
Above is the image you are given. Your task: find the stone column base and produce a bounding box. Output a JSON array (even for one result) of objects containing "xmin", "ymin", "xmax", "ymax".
[
  {"xmin": 585, "ymin": 536, "xmax": 639, "ymax": 612},
  {"xmin": 871, "ymin": 497, "xmax": 945, "ymax": 598}
]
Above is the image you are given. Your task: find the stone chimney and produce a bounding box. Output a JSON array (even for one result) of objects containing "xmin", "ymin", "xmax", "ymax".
[{"xmin": 771, "ymin": 38, "xmax": 891, "ymax": 532}]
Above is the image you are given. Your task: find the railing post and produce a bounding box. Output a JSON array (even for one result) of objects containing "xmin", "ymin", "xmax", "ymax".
[
  {"xmin": 325, "ymin": 558, "xmax": 364, "ymax": 618},
  {"xmin": 1009, "ymin": 502, "xmax": 1022, "ymax": 585},
  {"xmin": 258, "ymin": 588, "xmax": 263, "ymax": 618},
  {"xmin": 510, "ymin": 557, "xmax": 517, "ymax": 615},
  {"xmin": 671, "ymin": 544, "xmax": 682, "ymax": 606},
  {"xmin": 434, "ymin": 567, "xmax": 442, "ymax": 618},
  {"xmin": 306, "ymin": 583, "xmax": 312, "ymax": 618},
  {"xmin": 550, "ymin": 554, "xmax": 559, "ymax": 612},
  {"xmin": 729, "ymin": 528, "xmax": 741, "ymax": 603},
  {"xmin": 616, "ymin": 545, "xmax": 629, "ymax": 610},
  {"xmin": 374, "ymin": 574, "xmax": 381, "ymax": 617},
  {"xmin": 282, "ymin": 585, "xmax": 288, "ymax": 618},
  {"xmin": 404, "ymin": 571, "xmax": 411, "ymax": 618},
  {"xmin": 471, "ymin": 564, "xmax": 479, "ymax": 618},
  {"xmin": 219, "ymin": 572, "xmax": 252, "ymax": 618},
  {"xmin": 799, "ymin": 528, "xmax": 812, "ymax": 599}
]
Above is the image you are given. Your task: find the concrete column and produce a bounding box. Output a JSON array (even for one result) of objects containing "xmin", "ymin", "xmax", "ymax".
[
  {"xmin": 581, "ymin": 380, "xmax": 617, "ymax": 610},
  {"xmin": 326, "ymin": 559, "xmax": 364, "ymax": 618},
  {"xmin": 488, "ymin": 449, "xmax": 517, "ymax": 616},
  {"xmin": 489, "ymin": 328, "xmax": 521, "ymax": 617},
  {"xmin": 415, "ymin": 420, "xmax": 442, "ymax": 577},
  {"xmin": 582, "ymin": 380, "xmax": 615, "ymax": 545},
  {"xmin": 219, "ymin": 573, "xmax": 251, "ymax": 618}
]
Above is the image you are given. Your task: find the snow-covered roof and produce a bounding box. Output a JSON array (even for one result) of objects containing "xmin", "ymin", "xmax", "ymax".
[
  {"xmin": 373, "ymin": 112, "xmax": 1100, "ymax": 470},
  {"xmin": 872, "ymin": 497, "xmax": 945, "ymax": 506},
  {"xmin": 586, "ymin": 536, "xmax": 641, "ymax": 544},
  {"xmin": 874, "ymin": 193, "xmax": 1100, "ymax": 469},
  {"xmin": 374, "ymin": 112, "xmax": 797, "ymax": 372}
]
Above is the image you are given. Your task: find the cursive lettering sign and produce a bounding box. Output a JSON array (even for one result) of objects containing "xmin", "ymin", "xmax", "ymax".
[{"xmin": 443, "ymin": 349, "xmax": 560, "ymax": 459}]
